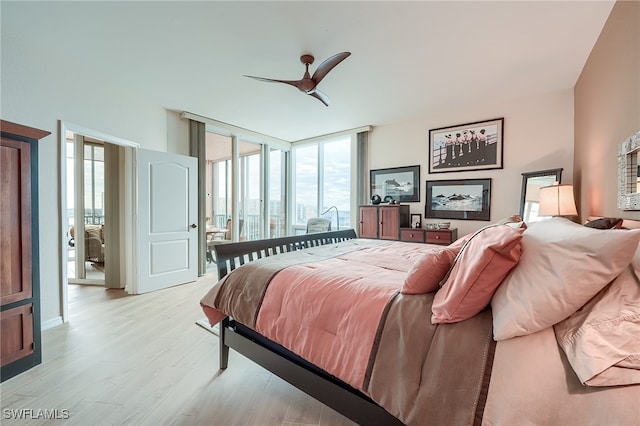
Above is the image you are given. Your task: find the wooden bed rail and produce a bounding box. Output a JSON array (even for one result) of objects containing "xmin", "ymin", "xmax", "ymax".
[{"xmin": 212, "ymin": 229, "xmax": 357, "ymax": 279}]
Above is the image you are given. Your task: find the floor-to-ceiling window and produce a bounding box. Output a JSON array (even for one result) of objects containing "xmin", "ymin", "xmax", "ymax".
[
  {"xmin": 322, "ymin": 138, "xmax": 351, "ymax": 231},
  {"xmin": 83, "ymin": 143, "xmax": 105, "ymax": 225},
  {"xmin": 206, "ymin": 133, "xmax": 232, "ymax": 230},
  {"xmin": 205, "ymin": 131, "xmax": 289, "ymax": 243},
  {"xmin": 210, "ymin": 159, "xmax": 231, "ymax": 228},
  {"xmin": 269, "ymin": 148, "xmax": 286, "ymax": 238},
  {"xmin": 292, "ymin": 144, "xmax": 319, "ymax": 233},
  {"xmin": 291, "ymin": 136, "xmax": 352, "ymax": 234},
  {"xmin": 193, "ymin": 116, "xmax": 362, "ymax": 252},
  {"xmin": 239, "ymin": 141, "xmax": 262, "ymax": 240}
]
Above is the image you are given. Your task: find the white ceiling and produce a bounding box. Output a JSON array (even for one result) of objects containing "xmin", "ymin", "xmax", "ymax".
[{"xmin": 5, "ymin": 1, "xmax": 615, "ymax": 142}]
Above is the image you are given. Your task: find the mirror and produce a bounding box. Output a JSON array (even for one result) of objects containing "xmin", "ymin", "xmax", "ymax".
[
  {"xmin": 617, "ymin": 130, "xmax": 640, "ymax": 210},
  {"xmin": 520, "ymin": 168, "xmax": 563, "ymax": 222}
]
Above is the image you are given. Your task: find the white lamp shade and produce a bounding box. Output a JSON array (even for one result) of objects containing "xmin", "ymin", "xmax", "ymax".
[{"xmin": 538, "ymin": 184, "xmax": 578, "ymax": 216}]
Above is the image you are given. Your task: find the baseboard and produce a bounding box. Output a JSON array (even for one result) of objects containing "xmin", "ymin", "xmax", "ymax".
[{"xmin": 41, "ymin": 316, "xmax": 64, "ymax": 331}]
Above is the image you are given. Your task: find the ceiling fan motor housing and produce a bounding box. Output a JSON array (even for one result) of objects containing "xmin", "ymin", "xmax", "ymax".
[{"xmin": 300, "ymin": 54, "xmax": 315, "ymax": 65}]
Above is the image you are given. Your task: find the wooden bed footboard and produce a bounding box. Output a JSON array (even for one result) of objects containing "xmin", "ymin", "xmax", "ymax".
[
  {"xmin": 213, "ymin": 229, "xmax": 358, "ymax": 278},
  {"xmin": 211, "ymin": 229, "xmax": 405, "ymax": 425}
]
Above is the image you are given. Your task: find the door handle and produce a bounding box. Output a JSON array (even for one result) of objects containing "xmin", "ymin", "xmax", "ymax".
[{"xmin": 190, "ymin": 224, "xmax": 197, "ymax": 229}]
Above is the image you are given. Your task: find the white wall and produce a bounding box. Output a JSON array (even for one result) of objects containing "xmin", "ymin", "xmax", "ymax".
[
  {"xmin": 2, "ymin": 19, "xmax": 190, "ymax": 325},
  {"xmin": 369, "ymin": 88, "xmax": 575, "ymax": 237}
]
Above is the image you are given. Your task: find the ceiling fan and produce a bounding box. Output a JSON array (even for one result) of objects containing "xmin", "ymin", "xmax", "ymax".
[{"xmin": 244, "ymin": 52, "xmax": 351, "ymax": 106}]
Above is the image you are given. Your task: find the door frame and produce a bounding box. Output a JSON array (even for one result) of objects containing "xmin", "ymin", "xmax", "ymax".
[
  {"xmin": 58, "ymin": 121, "xmax": 139, "ymax": 323},
  {"xmin": 69, "ymin": 135, "xmax": 106, "ymax": 285}
]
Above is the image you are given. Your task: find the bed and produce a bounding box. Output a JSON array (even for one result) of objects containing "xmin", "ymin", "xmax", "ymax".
[{"xmin": 200, "ymin": 221, "xmax": 640, "ymax": 426}]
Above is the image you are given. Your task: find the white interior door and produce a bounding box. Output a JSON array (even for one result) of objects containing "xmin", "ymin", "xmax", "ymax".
[{"xmin": 135, "ymin": 149, "xmax": 198, "ymax": 294}]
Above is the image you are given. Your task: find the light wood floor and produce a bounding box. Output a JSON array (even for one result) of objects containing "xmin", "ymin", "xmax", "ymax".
[
  {"xmin": 0, "ymin": 276, "xmax": 357, "ymax": 426},
  {"xmin": 67, "ymin": 248, "xmax": 106, "ymax": 281}
]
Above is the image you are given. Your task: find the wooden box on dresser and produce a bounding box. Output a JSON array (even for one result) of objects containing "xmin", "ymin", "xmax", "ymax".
[
  {"xmin": 359, "ymin": 205, "xmax": 410, "ymax": 240},
  {"xmin": 1, "ymin": 120, "xmax": 50, "ymax": 382}
]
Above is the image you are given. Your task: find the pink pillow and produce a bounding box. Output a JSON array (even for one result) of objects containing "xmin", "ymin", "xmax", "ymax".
[
  {"xmin": 402, "ymin": 247, "xmax": 460, "ymax": 294},
  {"xmin": 431, "ymin": 225, "xmax": 523, "ymax": 324}
]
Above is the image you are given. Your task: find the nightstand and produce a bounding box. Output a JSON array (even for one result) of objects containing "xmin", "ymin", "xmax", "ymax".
[{"xmin": 425, "ymin": 228, "xmax": 458, "ymax": 245}]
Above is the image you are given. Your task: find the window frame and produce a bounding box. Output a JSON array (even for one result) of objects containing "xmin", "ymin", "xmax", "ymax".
[{"xmin": 290, "ymin": 134, "xmax": 357, "ymax": 235}]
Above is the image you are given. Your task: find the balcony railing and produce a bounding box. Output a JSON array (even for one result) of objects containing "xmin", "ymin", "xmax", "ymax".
[{"xmin": 211, "ymin": 214, "xmax": 286, "ymax": 240}]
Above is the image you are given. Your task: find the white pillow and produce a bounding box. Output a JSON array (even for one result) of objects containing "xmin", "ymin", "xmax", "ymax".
[
  {"xmin": 491, "ymin": 217, "xmax": 640, "ymax": 340},
  {"xmin": 553, "ymin": 251, "xmax": 640, "ymax": 386}
]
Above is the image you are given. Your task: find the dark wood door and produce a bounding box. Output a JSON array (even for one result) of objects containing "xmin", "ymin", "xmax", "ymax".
[
  {"xmin": 359, "ymin": 206, "xmax": 379, "ymax": 238},
  {"xmin": 379, "ymin": 206, "xmax": 401, "ymax": 240},
  {"xmin": 1, "ymin": 120, "xmax": 49, "ymax": 382},
  {"xmin": 0, "ymin": 139, "xmax": 32, "ymax": 306},
  {"xmin": 1, "ymin": 304, "xmax": 33, "ymax": 367}
]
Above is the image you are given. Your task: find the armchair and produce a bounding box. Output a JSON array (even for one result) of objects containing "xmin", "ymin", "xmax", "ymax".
[
  {"xmin": 69, "ymin": 224, "xmax": 105, "ymax": 263},
  {"xmin": 306, "ymin": 217, "xmax": 332, "ymax": 234}
]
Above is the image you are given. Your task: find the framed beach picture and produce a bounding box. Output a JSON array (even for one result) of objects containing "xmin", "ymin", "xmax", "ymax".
[
  {"xmin": 428, "ymin": 118, "xmax": 504, "ymax": 173},
  {"xmin": 370, "ymin": 165, "xmax": 420, "ymax": 203},
  {"xmin": 425, "ymin": 178, "xmax": 491, "ymax": 221}
]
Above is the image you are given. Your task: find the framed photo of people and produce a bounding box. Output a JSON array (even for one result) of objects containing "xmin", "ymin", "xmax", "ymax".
[
  {"xmin": 428, "ymin": 118, "xmax": 504, "ymax": 173},
  {"xmin": 425, "ymin": 178, "xmax": 491, "ymax": 221}
]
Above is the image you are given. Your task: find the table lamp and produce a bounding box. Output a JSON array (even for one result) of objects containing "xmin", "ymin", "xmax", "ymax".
[{"xmin": 538, "ymin": 184, "xmax": 578, "ymax": 217}]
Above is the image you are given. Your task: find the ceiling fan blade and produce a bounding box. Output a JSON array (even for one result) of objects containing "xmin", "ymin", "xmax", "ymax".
[
  {"xmin": 311, "ymin": 52, "xmax": 351, "ymax": 85},
  {"xmin": 244, "ymin": 75, "xmax": 305, "ymax": 91},
  {"xmin": 309, "ymin": 89, "xmax": 330, "ymax": 107}
]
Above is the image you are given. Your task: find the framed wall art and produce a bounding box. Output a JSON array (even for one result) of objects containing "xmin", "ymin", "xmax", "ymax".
[
  {"xmin": 370, "ymin": 165, "xmax": 420, "ymax": 203},
  {"xmin": 425, "ymin": 178, "xmax": 491, "ymax": 221},
  {"xmin": 428, "ymin": 117, "xmax": 504, "ymax": 173}
]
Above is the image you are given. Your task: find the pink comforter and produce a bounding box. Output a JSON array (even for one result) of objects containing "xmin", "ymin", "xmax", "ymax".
[
  {"xmin": 202, "ymin": 240, "xmax": 433, "ymax": 389},
  {"xmin": 256, "ymin": 256, "xmax": 404, "ymax": 388}
]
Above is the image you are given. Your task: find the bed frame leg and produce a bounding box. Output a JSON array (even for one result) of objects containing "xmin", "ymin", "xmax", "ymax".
[{"xmin": 219, "ymin": 317, "xmax": 230, "ymax": 370}]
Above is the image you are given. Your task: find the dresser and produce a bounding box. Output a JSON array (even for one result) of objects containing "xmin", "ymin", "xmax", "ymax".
[
  {"xmin": 359, "ymin": 205, "xmax": 410, "ymax": 240},
  {"xmin": 400, "ymin": 228, "xmax": 458, "ymax": 245},
  {"xmin": 1, "ymin": 120, "xmax": 49, "ymax": 382}
]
